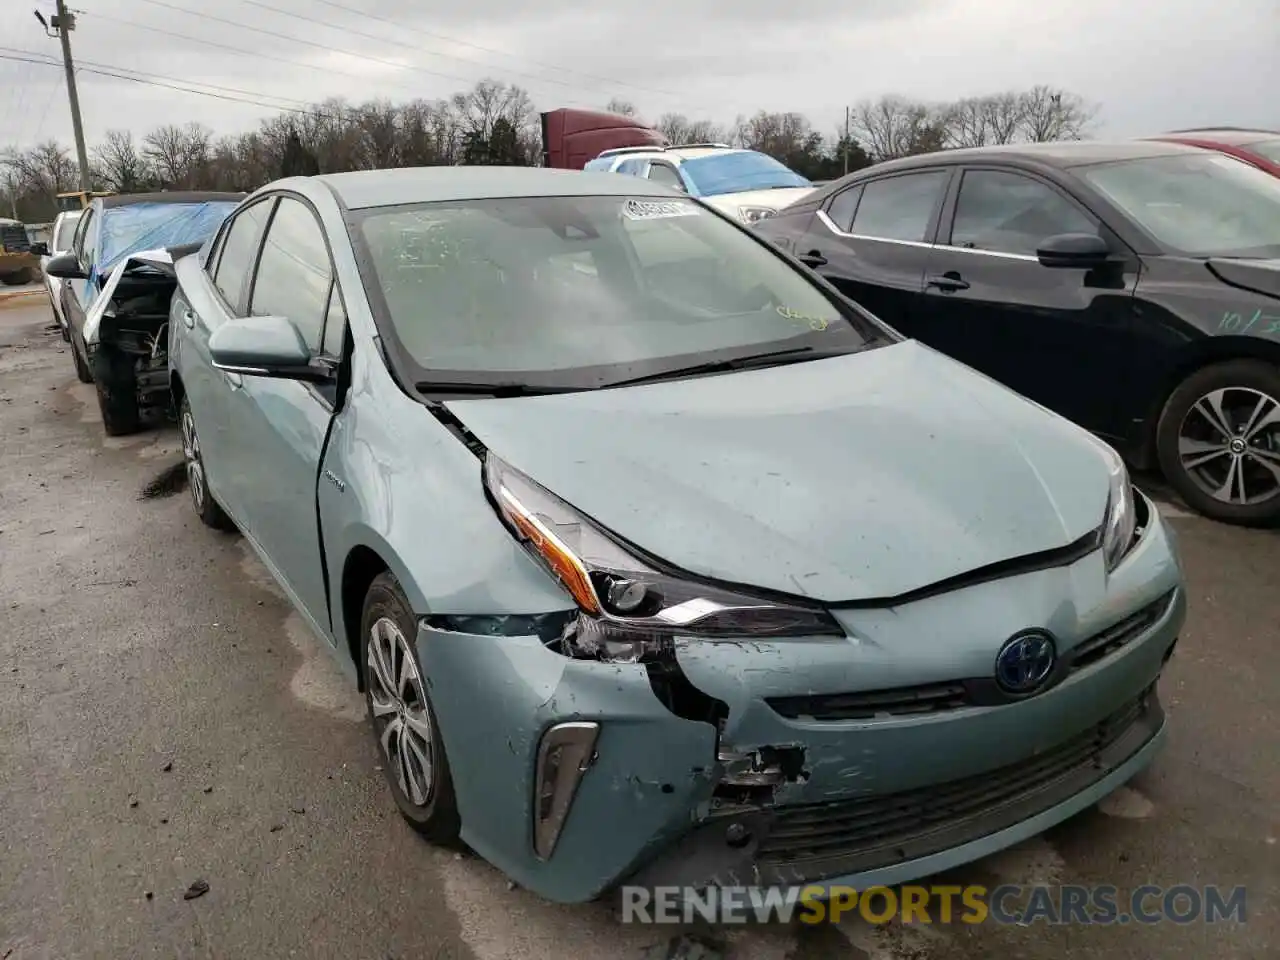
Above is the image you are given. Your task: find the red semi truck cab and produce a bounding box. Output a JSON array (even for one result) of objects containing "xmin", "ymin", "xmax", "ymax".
[{"xmin": 541, "ymin": 108, "xmax": 667, "ymax": 169}]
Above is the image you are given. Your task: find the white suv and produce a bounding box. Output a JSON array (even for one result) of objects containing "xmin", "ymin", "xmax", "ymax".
[{"xmin": 584, "ymin": 145, "xmax": 815, "ymax": 224}]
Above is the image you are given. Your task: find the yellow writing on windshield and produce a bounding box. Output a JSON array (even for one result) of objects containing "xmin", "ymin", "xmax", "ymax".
[{"xmin": 777, "ymin": 305, "xmax": 830, "ymax": 331}]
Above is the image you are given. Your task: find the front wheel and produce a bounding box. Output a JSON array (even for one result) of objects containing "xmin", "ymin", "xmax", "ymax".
[
  {"xmin": 0, "ymin": 269, "xmax": 31, "ymax": 286},
  {"xmin": 1156, "ymin": 359, "xmax": 1280, "ymax": 525},
  {"xmin": 361, "ymin": 572, "xmax": 461, "ymax": 844},
  {"xmin": 91, "ymin": 345, "xmax": 142, "ymax": 436},
  {"xmin": 70, "ymin": 336, "xmax": 93, "ymax": 383}
]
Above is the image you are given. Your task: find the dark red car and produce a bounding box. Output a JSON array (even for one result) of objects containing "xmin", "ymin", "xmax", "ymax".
[{"xmin": 1148, "ymin": 128, "xmax": 1280, "ymax": 177}]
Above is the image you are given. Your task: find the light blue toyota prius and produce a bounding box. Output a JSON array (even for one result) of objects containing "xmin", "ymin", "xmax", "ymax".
[{"xmin": 168, "ymin": 166, "xmax": 1186, "ymax": 904}]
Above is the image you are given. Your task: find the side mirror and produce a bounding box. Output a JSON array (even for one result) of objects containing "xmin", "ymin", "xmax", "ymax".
[
  {"xmin": 1036, "ymin": 232, "xmax": 1111, "ymax": 269},
  {"xmin": 30, "ymin": 242, "xmax": 49, "ymax": 257},
  {"xmin": 44, "ymin": 252, "xmax": 86, "ymax": 279},
  {"xmin": 209, "ymin": 315, "xmax": 331, "ymax": 383}
]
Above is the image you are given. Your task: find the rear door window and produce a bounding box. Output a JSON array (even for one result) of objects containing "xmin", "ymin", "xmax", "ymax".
[{"xmin": 850, "ymin": 171, "xmax": 949, "ymax": 242}]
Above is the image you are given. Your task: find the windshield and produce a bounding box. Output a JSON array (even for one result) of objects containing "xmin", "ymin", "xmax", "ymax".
[
  {"xmin": 1079, "ymin": 153, "xmax": 1280, "ymax": 257},
  {"xmin": 352, "ymin": 194, "xmax": 880, "ymax": 390},
  {"xmin": 53, "ymin": 213, "xmax": 81, "ymax": 252},
  {"xmin": 1245, "ymin": 138, "xmax": 1280, "ymax": 165},
  {"xmin": 679, "ymin": 152, "xmax": 811, "ymax": 197}
]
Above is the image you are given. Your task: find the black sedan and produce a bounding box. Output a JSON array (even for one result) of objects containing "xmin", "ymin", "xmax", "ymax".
[{"xmin": 754, "ymin": 140, "xmax": 1280, "ymax": 525}]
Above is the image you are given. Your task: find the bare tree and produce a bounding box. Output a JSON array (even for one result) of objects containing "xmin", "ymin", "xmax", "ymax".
[
  {"xmin": 451, "ymin": 79, "xmax": 538, "ymax": 163},
  {"xmin": 654, "ymin": 112, "xmax": 725, "ymax": 145},
  {"xmin": 604, "ymin": 98, "xmax": 638, "ymax": 118},
  {"xmin": 1019, "ymin": 85, "xmax": 1096, "ymax": 142},
  {"xmin": 143, "ymin": 122, "xmax": 212, "ymax": 188},
  {"xmin": 93, "ymin": 130, "xmax": 152, "ymax": 192},
  {"xmin": 850, "ymin": 96, "xmax": 949, "ymax": 161}
]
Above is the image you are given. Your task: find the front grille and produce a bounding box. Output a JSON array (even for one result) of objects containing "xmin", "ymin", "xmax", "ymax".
[
  {"xmin": 0, "ymin": 225, "xmax": 30, "ymax": 253},
  {"xmin": 767, "ymin": 681, "xmax": 969, "ymax": 722},
  {"xmin": 766, "ymin": 590, "xmax": 1177, "ymax": 722},
  {"xmin": 754, "ymin": 689, "xmax": 1158, "ymax": 880}
]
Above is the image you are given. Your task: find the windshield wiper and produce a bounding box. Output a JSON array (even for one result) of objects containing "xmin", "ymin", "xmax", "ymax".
[
  {"xmin": 603, "ymin": 346, "xmax": 844, "ymax": 389},
  {"xmin": 414, "ymin": 380, "xmax": 579, "ymax": 398}
]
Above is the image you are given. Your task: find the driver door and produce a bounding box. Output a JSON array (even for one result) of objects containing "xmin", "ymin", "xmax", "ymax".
[
  {"xmin": 223, "ymin": 194, "xmax": 346, "ymax": 635},
  {"xmin": 919, "ymin": 167, "xmax": 1140, "ymax": 435}
]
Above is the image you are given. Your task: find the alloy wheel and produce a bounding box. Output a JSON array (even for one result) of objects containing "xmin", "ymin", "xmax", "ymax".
[
  {"xmin": 367, "ymin": 617, "xmax": 435, "ymax": 807},
  {"xmin": 180, "ymin": 408, "xmax": 206, "ymax": 512},
  {"xmin": 1177, "ymin": 386, "xmax": 1280, "ymax": 506}
]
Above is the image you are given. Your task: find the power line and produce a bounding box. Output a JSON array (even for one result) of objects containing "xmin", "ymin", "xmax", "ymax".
[
  {"xmin": 308, "ymin": 0, "xmax": 678, "ymax": 100},
  {"xmin": 0, "ymin": 46, "xmax": 317, "ymax": 113},
  {"xmin": 0, "ymin": 52, "xmax": 327, "ymax": 118},
  {"xmin": 133, "ymin": 0, "xmax": 598, "ymax": 108},
  {"xmin": 90, "ymin": 12, "xmax": 436, "ymax": 101},
  {"xmin": 242, "ymin": 0, "xmax": 678, "ymax": 102}
]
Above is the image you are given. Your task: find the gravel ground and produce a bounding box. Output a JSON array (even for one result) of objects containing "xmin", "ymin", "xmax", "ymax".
[{"xmin": 1, "ymin": 293, "xmax": 1276, "ymax": 960}]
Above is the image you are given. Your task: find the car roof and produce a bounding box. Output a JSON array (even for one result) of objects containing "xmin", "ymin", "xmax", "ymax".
[
  {"xmin": 99, "ymin": 191, "xmax": 245, "ymax": 209},
  {"xmin": 1153, "ymin": 128, "xmax": 1279, "ymax": 147},
  {"xmin": 861, "ymin": 139, "xmax": 1205, "ymax": 176},
  {"xmin": 313, "ymin": 166, "xmax": 685, "ymax": 210}
]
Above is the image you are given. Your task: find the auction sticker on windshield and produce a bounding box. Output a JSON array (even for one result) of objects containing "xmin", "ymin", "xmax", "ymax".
[{"xmin": 622, "ymin": 199, "xmax": 701, "ymax": 220}]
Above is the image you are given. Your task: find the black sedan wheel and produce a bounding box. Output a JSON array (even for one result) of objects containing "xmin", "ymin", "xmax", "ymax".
[
  {"xmin": 1157, "ymin": 359, "xmax": 1280, "ymax": 525},
  {"xmin": 360, "ymin": 572, "xmax": 460, "ymax": 844}
]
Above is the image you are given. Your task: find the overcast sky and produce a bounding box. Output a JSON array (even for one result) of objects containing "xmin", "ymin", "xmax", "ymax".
[{"xmin": 2, "ymin": 0, "xmax": 1277, "ymax": 152}]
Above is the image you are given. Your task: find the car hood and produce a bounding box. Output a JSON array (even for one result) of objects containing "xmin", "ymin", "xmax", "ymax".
[
  {"xmin": 1207, "ymin": 258, "xmax": 1280, "ymax": 300},
  {"xmin": 444, "ymin": 340, "xmax": 1111, "ymax": 604},
  {"xmin": 700, "ymin": 187, "xmax": 815, "ymax": 218}
]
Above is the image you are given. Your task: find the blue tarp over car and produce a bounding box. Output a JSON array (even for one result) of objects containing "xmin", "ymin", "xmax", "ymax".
[{"xmin": 98, "ymin": 200, "xmax": 239, "ymax": 275}]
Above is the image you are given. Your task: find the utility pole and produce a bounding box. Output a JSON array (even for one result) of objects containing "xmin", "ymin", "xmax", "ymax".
[
  {"xmin": 38, "ymin": 1, "xmax": 91, "ymax": 191},
  {"xmin": 843, "ymin": 106, "xmax": 851, "ymax": 176}
]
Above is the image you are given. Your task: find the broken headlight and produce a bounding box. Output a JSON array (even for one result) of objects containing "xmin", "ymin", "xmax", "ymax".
[{"xmin": 484, "ymin": 455, "xmax": 844, "ymax": 662}]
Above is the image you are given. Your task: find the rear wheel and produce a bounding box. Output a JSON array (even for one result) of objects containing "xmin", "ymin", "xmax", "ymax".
[
  {"xmin": 91, "ymin": 344, "xmax": 141, "ymax": 436},
  {"xmin": 1156, "ymin": 359, "xmax": 1280, "ymax": 525},
  {"xmin": 180, "ymin": 395, "xmax": 235, "ymax": 531},
  {"xmin": 0, "ymin": 269, "xmax": 32, "ymax": 286},
  {"xmin": 361, "ymin": 572, "xmax": 460, "ymax": 844}
]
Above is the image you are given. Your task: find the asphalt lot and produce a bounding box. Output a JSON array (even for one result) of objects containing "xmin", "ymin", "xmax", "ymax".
[{"xmin": 1, "ymin": 290, "xmax": 1276, "ymax": 960}]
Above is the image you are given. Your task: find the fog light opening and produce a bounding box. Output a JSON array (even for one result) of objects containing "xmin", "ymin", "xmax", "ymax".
[{"xmin": 532, "ymin": 721, "xmax": 600, "ymax": 860}]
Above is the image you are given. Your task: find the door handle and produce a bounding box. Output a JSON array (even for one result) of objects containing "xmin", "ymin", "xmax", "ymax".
[
  {"xmin": 926, "ymin": 273, "xmax": 970, "ymax": 292},
  {"xmin": 799, "ymin": 251, "xmax": 828, "ymax": 267},
  {"xmin": 181, "ymin": 308, "xmax": 195, "ymax": 329}
]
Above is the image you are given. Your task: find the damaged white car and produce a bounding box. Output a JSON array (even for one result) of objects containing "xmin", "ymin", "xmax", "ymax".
[{"xmin": 44, "ymin": 191, "xmax": 244, "ymax": 435}]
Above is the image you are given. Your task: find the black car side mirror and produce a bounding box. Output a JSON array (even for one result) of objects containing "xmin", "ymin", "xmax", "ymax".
[
  {"xmin": 1036, "ymin": 233, "xmax": 1111, "ymax": 269},
  {"xmin": 43, "ymin": 252, "xmax": 87, "ymax": 280},
  {"xmin": 30, "ymin": 241, "xmax": 49, "ymax": 257}
]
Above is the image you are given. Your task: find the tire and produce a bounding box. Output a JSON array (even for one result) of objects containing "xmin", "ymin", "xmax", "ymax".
[
  {"xmin": 179, "ymin": 395, "xmax": 235, "ymax": 531},
  {"xmin": 91, "ymin": 344, "xmax": 142, "ymax": 436},
  {"xmin": 0, "ymin": 269, "xmax": 31, "ymax": 286},
  {"xmin": 70, "ymin": 336, "xmax": 93, "ymax": 383},
  {"xmin": 361, "ymin": 572, "xmax": 461, "ymax": 844},
  {"xmin": 1156, "ymin": 359, "xmax": 1280, "ymax": 526}
]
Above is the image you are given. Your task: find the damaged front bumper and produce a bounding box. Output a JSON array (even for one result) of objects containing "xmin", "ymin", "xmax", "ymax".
[{"xmin": 414, "ymin": 510, "xmax": 1184, "ymax": 905}]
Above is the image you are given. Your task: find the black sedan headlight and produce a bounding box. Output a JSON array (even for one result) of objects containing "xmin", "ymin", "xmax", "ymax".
[{"xmin": 484, "ymin": 455, "xmax": 843, "ymax": 662}]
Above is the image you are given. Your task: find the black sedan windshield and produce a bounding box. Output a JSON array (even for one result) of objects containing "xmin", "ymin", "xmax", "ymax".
[
  {"xmin": 351, "ymin": 194, "xmax": 879, "ymax": 390},
  {"xmin": 1079, "ymin": 153, "xmax": 1280, "ymax": 258}
]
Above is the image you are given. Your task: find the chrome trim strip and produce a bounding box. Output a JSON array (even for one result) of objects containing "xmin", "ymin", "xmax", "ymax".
[
  {"xmin": 532, "ymin": 721, "xmax": 600, "ymax": 860},
  {"xmin": 813, "ymin": 209, "xmax": 1041, "ymax": 262}
]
